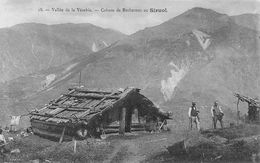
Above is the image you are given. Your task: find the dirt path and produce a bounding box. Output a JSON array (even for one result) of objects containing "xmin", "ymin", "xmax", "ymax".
[
  {"xmin": 103, "ymin": 142, "xmax": 123, "ymax": 163},
  {"xmin": 106, "ymin": 131, "xmax": 185, "ymax": 163},
  {"xmin": 121, "ymin": 140, "xmax": 146, "ymax": 163},
  {"xmin": 104, "ymin": 137, "xmax": 144, "ymax": 163}
]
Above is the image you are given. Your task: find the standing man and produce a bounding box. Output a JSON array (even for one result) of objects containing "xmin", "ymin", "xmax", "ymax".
[
  {"xmin": 188, "ymin": 102, "xmax": 200, "ymax": 131},
  {"xmin": 211, "ymin": 101, "xmax": 224, "ymax": 129},
  {"xmin": 10, "ymin": 116, "xmax": 21, "ymax": 132},
  {"xmin": 0, "ymin": 128, "xmax": 7, "ymax": 154}
]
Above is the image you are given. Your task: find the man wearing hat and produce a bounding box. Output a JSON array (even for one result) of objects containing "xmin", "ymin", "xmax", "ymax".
[
  {"xmin": 0, "ymin": 128, "xmax": 7, "ymax": 156},
  {"xmin": 188, "ymin": 102, "xmax": 200, "ymax": 131},
  {"xmin": 211, "ymin": 101, "xmax": 224, "ymax": 129}
]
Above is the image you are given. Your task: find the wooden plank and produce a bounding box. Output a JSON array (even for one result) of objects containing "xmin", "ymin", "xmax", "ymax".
[
  {"xmin": 31, "ymin": 119, "xmax": 76, "ymax": 129},
  {"xmin": 32, "ymin": 128, "xmax": 72, "ymax": 140},
  {"xmin": 104, "ymin": 126, "xmax": 145, "ymax": 134},
  {"xmin": 59, "ymin": 126, "xmax": 66, "ymax": 143},
  {"xmin": 48, "ymin": 107, "xmax": 65, "ymax": 115},
  {"xmin": 49, "ymin": 105, "xmax": 92, "ymax": 111},
  {"xmin": 63, "ymin": 94, "xmax": 120, "ymax": 99},
  {"xmin": 81, "ymin": 99, "xmax": 95, "ymax": 107},
  {"xmin": 74, "ymin": 109, "xmax": 91, "ymax": 118},
  {"xmin": 30, "ymin": 89, "xmax": 76, "ymax": 115},
  {"xmin": 73, "ymin": 137, "xmax": 77, "ymax": 153},
  {"xmin": 119, "ymin": 107, "xmax": 126, "ymax": 135},
  {"xmin": 159, "ymin": 120, "xmax": 166, "ymax": 131},
  {"xmin": 30, "ymin": 113, "xmax": 73, "ymax": 120},
  {"xmin": 52, "ymin": 89, "xmax": 76, "ymax": 104},
  {"xmin": 68, "ymin": 88, "xmax": 113, "ymax": 94},
  {"xmin": 96, "ymin": 88, "xmax": 136, "ymax": 116},
  {"xmin": 92, "ymin": 97, "xmax": 108, "ymax": 111},
  {"xmin": 125, "ymin": 108, "xmax": 132, "ymax": 132},
  {"xmin": 104, "ymin": 123, "xmax": 144, "ymax": 129},
  {"xmin": 92, "ymin": 92, "xmax": 116, "ymax": 111}
]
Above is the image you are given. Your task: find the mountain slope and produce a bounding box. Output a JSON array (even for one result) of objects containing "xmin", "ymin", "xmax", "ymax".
[
  {"xmin": 231, "ymin": 14, "xmax": 260, "ymax": 31},
  {"xmin": 122, "ymin": 7, "xmax": 229, "ymax": 46},
  {"xmin": 0, "ymin": 23, "xmax": 126, "ymax": 82}
]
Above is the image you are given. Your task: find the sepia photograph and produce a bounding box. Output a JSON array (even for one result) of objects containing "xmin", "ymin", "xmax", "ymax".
[{"xmin": 0, "ymin": 0, "xmax": 259, "ymax": 162}]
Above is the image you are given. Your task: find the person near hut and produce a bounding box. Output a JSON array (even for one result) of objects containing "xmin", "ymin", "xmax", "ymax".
[
  {"xmin": 188, "ymin": 102, "xmax": 200, "ymax": 131},
  {"xmin": 211, "ymin": 101, "xmax": 224, "ymax": 129},
  {"xmin": 0, "ymin": 128, "xmax": 7, "ymax": 155},
  {"xmin": 9, "ymin": 115, "xmax": 21, "ymax": 132},
  {"xmin": 248, "ymin": 103, "xmax": 257, "ymax": 122}
]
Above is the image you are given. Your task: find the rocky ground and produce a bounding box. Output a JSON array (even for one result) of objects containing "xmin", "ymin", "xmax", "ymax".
[{"xmin": 1, "ymin": 124, "xmax": 259, "ymax": 163}]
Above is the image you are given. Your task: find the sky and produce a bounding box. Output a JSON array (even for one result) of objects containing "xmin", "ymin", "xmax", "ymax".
[{"xmin": 0, "ymin": 0, "xmax": 259, "ymax": 34}]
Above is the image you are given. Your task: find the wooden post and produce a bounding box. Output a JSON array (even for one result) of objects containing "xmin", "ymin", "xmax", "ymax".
[
  {"xmin": 119, "ymin": 107, "xmax": 126, "ymax": 135},
  {"xmin": 136, "ymin": 109, "xmax": 140, "ymax": 123},
  {"xmin": 125, "ymin": 108, "xmax": 132, "ymax": 132},
  {"xmin": 159, "ymin": 120, "xmax": 166, "ymax": 131},
  {"xmin": 73, "ymin": 137, "xmax": 77, "ymax": 153},
  {"xmin": 59, "ymin": 126, "xmax": 66, "ymax": 143},
  {"xmin": 78, "ymin": 71, "xmax": 81, "ymax": 87},
  {"xmin": 236, "ymin": 98, "xmax": 240, "ymax": 125},
  {"xmin": 132, "ymin": 108, "xmax": 139, "ymax": 123}
]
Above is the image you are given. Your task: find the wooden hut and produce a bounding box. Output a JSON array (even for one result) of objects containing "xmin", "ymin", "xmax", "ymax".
[{"xmin": 29, "ymin": 87, "xmax": 171, "ymax": 141}]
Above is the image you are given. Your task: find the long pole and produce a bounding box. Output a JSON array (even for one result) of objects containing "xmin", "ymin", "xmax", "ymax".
[
  {"xmin": 236, "ymin": 98, "xmax": 240, "ymax": 125},
  {"xmin": 73, "ymin": 137, "xmax": 77, "ymax": 153},
  {"xmin": 59, "ymin": 127, "xmax": 66, "ymax": 143},
  {"xmin": 78, "ymin": 71, "xmax": 81, "ymax": 87}
]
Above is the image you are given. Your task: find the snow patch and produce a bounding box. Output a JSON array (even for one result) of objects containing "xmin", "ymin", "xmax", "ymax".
[
  {"xmin": 92, "ymin": 42, "xmax": 98, "ymax": 52},
  {"xmin": 186, "ymin": 40, "xmax": 190, "ymax": 46},
  {"xmin": 44, "ymin": 72, "xmax": 72, "ymax": 90},
  {"xmin": 161, "ymin": 62, "xmax": 189, "ymax": 101},
  {"xmin": 43, "ymin": 74, "xmax": 56, "ymax": 87},
  {"xmin": 192, "ymin": 29, "xmax": 211, "ymax": 50}
]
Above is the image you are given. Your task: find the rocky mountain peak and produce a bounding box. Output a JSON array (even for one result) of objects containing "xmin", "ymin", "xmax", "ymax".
[{"xmin": 183, "ymin": 7, "xmax": 224, "ymax": 17}]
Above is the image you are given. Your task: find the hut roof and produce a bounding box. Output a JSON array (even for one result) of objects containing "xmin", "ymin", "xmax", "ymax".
[{"xmin": 30, "ymin": 87, "xmax": 170, "ymax": 124}]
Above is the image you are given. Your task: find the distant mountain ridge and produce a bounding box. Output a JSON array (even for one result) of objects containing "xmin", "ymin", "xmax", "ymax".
[
  {"xmin": 0, "ymin": 23, "xmax": 126, "ymax": 82},
  {"xmin": 231, "ymin": 13, "xmax": 260, "ymax": 31}
]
